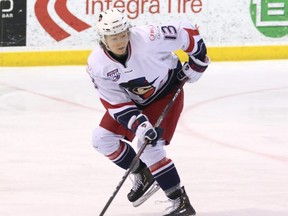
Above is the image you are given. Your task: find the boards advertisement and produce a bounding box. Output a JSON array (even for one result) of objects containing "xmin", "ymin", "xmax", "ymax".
[
  {"xmin": 0, "ymin": 0, "xmax": 287, "ymax": 65},
  {"xmin": 0, "ymin": 0, "xmax": 27, "ymax": 47},
  {"xmin": 1, "ymin": 0, "xmax": 286, "ymax": 50}
]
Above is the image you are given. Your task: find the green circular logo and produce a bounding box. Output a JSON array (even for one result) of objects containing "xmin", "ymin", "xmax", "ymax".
[{"xmin": 250, "ymin": 0, "xmax": 288, "ymax": 38}]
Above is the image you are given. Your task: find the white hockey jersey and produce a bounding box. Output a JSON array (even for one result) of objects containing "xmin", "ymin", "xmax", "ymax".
[{"xmin": 86, "ymin": 19, "xmax": 205, "ymax": 129}]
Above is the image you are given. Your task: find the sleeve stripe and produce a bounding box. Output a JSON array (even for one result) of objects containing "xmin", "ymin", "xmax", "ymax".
[
  {"xmin": 114, "ymin": 107, "xmax": 140, "ymax": 127},
  {"xmin": 183, "ymin": 28, "xmax": 200, "ymax": 53},
  {"xmin": 100, "ymin": 98, "xmax": 141, "ymax": 129},
  {"xmin": 100, "ymin": 98, "xmax": 135, "ymax": 109}
]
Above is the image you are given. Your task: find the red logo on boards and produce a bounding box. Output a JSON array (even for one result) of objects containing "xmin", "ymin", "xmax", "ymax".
[{"xmin": 34, "ymin": 0, "xmax": 91, "ymax": 41}]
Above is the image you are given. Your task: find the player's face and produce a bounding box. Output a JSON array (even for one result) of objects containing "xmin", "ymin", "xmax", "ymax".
[{"xmin": 105, "ymin": 31, "xmax": 129, "ymax": 57}]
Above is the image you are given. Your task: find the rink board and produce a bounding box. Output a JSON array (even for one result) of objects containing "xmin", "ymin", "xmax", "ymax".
[{"xmin": 1, "ymin": 45, "xmax": 288, "ymax": 66}]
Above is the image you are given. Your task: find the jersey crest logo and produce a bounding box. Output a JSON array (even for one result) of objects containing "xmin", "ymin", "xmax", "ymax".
[
  {"xmin": 120, "ymin": 77, "xmax": 157, "ymax": 99},
  {"xmin": 107, "ymin": 69, "xmax": 120, "ymax": 81}
]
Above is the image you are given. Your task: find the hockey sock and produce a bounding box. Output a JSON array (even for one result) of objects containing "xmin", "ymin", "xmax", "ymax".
[
  {"xmin": 150, "ymin": 159, "xmax": 181, "ymax": 194},
  {"xmin": 107, "ymin": 141, "xmax": 137, "ymax": 170}
]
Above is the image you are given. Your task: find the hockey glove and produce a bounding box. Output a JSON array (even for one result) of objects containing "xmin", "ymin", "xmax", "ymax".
[
  {"xmin": 128, "ymin": 114, "xmax": 160, "ymax": 145},
  {"xmin": 177, "ymin": 55, "xmax": 210, "ymax": 83}
]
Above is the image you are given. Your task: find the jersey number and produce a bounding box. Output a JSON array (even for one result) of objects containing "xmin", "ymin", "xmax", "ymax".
[{"xmin": 161, "ymin": 25, "xmax": 177, "ymax": 40}]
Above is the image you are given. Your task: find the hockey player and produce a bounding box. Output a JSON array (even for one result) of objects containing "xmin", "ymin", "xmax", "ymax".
[{"xmin": 86, "ymin": 8, "xmax": 210, "ymax": 215}]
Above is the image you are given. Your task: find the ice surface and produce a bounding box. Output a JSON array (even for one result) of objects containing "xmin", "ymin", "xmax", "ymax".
[{"xmin": 0, "ymin": 60, "xmax": 288, "ymax": 216}]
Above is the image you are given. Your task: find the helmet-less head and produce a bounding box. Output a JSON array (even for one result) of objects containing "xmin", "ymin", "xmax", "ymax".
[{"xmin": 97, "ymin": 9, "xmax": 130, "ymax": 57}]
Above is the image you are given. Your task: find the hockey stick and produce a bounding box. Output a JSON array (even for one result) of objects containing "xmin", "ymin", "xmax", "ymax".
[{"xmin": 99, "ymin": 78, "xmax": 187, "ymax": 216}]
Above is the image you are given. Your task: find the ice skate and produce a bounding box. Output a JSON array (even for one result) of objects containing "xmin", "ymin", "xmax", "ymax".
[
  {"xmin": 127, "ymin": 166, "xmax": 159, "ymax": 207},
  {"xmin": 163, "ymin": 186, "xmax": 196, "ymax": 216}
]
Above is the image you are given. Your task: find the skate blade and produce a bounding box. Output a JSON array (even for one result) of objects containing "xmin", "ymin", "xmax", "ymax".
[{"xmin": 132, "ymin": 182, "xmax": 160, "ymax": 207}]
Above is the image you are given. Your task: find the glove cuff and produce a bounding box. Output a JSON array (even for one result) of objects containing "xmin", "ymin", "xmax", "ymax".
[
  {"xmin": 188, "ymin": 55, "xmax": 210, "ymax": 73},
  {"xmin": 176, "ymin": 69, "xmax": 187, "ymax": 81},
  {"xmin": 127, "ymin": 114, "xmax": 148, "ymax": 133}
]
